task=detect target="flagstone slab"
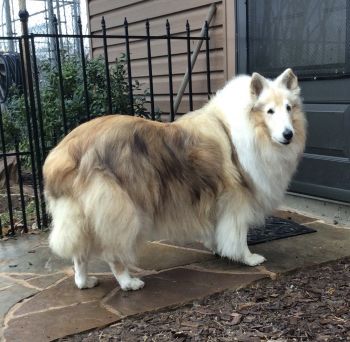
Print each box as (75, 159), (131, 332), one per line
(0, 276), (16, 290)
(86, 241), (217, 274)
(157, 240), (211, 253)
(106, 268), (266, 316)
(0, 235), (218, 277)
(0, 234), (46, 261)
(0, 243), (71, 274)
(4, 301), (120, 342)
(0, 284), (38, 324)
(27, 273), (67, 289)
(186, 258), (268, 275)
(13, 275), (116, 317)
(305, 221), (350, 231)
(135, 241), (215, 271)
(274, 209), (318, 224)
(7, 274), (36, 280)
(251, 222), (350, 274)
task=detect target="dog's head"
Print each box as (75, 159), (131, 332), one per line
(250, 68), (304, 146)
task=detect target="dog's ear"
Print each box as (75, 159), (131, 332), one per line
(250, 72), (267, 98)
(276, 68), (299, 93)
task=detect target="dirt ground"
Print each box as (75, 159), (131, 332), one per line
(0, 184), (38, 237)
(61, 258), (350, 342)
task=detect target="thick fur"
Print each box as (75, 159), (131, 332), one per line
(43, 69), (306, 290)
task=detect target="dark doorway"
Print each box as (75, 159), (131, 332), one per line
(236, 0), (350, 203)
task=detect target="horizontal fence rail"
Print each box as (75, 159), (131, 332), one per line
(0, 12), (213, 237)
(2, 34), (210, 40)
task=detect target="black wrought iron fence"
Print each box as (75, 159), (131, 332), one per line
(0, 11), (212, 237)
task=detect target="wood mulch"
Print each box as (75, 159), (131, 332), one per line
(62, 258), (350, 342)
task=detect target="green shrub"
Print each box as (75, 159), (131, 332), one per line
(3, 53), (155, 154)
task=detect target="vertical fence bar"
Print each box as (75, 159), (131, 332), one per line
(166, 20), (174, 122)
(15, 140), (28, 232)
(78, 16), (90, 121)
(18, 37), (42, 230)
(0, 107), (15, 235)
(186, 20), (193, 111)
(19, 11), (46, 229)
(205, 20), (211, 99)
(0, 218), (2, 238)
(101, 17), (113, 114)
(20, 12), (47, 228)
(124, 18), (134, 115)
(53, 15), (68, 135)
(30, 34), (46, 158)
(53, 130), (58, 147)
(146, 19), (155, 120)
(245, 0), (250, 74)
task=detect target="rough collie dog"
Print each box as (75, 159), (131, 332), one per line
(43, 68), (306, 291)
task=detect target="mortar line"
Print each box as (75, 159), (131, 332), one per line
(151, 240), (213, 255)
(0, 274), (42, 291)
(6, 300), (98, 320)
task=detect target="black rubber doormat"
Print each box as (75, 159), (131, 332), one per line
(248, 216), (317, 245)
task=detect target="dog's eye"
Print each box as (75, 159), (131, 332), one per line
(267, 108), (274, 114)
(286, 104), (291, 111)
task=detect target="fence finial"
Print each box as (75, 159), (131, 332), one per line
(205, 20), (209, 33)
(18, 7), (29, 22)
(52, 14), (58, 32)
(78, 16), (83, 36)
(166, 19), (170, 35)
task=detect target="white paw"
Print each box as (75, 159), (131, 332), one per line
(243, 253), (266, 266)
(75, 276), (99, 289)
(120, 277), (145, 291)
(85, 276), (99, 288)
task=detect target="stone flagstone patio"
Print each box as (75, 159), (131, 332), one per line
(0, 210), (350, 341)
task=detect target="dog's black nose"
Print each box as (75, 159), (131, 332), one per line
(283, 129), (293, 141)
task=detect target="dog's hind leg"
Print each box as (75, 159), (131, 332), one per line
(73, 255), (99, 289)
(108, 261), (144, 291)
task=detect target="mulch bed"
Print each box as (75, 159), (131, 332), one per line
(0, 184), (37, 238)
(61, 258), (350, 342)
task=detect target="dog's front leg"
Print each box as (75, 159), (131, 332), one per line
(215, 209), (266, 266)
